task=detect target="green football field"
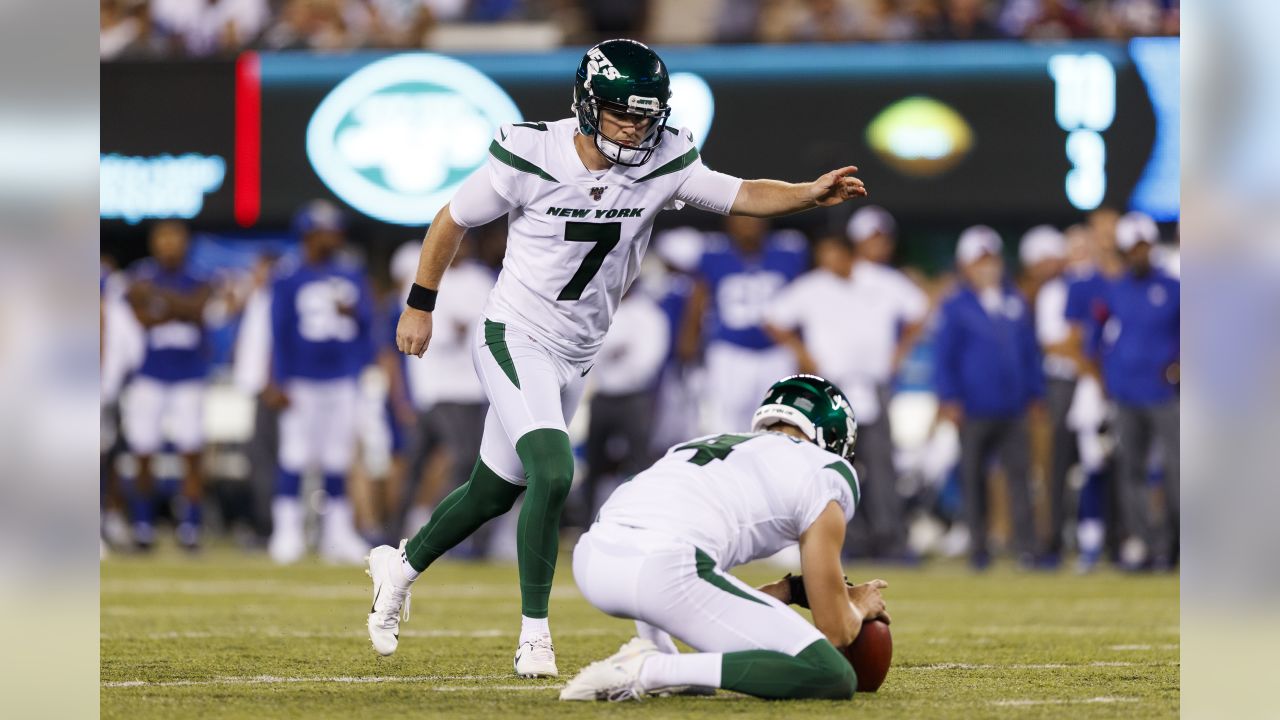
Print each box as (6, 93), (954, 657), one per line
(101, 548), (1179, 719)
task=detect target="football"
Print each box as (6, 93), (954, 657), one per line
(844, 619), (893, 692)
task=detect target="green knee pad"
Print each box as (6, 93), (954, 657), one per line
(514, 428), (574, 619)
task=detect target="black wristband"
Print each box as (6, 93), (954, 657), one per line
(785, 573), (809, 609)
(407, 283), (438, 312)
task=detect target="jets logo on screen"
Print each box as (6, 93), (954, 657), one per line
(306, 54), (522, 226)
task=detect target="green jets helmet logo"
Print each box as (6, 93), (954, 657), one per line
(306, 54), (522, 226)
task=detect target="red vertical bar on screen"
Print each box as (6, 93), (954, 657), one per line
(234, 51), (261, 227)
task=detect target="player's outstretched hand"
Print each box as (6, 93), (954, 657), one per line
(848, 579), (890, 624)
(809, 166), (868, 207)
(397, 308), (433, 357)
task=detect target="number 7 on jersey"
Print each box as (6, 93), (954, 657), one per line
(556, 221), (621, 301)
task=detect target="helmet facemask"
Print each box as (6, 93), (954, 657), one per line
(575, 93), (670, 167)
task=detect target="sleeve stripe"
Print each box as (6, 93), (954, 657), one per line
(488, 140), (558, 183)
(825, 460), (860, 507)
(635, 147), (699, 183)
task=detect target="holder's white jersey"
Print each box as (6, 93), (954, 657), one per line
(596, 431), (860, 569)
(449, 118), (742, 363)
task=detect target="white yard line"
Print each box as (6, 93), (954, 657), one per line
(966, 625), (1180, 636)
(101, 627), (614, 640)
(432, 685), (562, 693)
(100, 580), (581, 599)
(905, 661), (1178, 671)
(1108, 643), (1179, 651)
(102, 676), (514, 686)
(990, 696), (1139, 707)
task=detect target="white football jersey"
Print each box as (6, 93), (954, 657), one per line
(597, 431), (860, 569)
(452, 118), (741, 363)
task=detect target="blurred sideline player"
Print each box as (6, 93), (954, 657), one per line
(766, 228), (928, 561)
(369, 276), (418, 545)
(264, 201), (375, 564)
(1101, 212), (1180, 569)
(1052, 225), (1113, 570)
(1018, 225), (1077, 565)
(120, 221), (211, 550)
(370, 38), (869, 677)
(389, 239), (494, 542)
(1064, 212), (1126, 566)
(646, 227), (704, 454)
(846, 204), (897, 266)
(934, 226), (1044, 569)
(678, 215), (808, 431)
(561, 375), (889, 702)
(101, 255), (145, 550)
(575, 286), (669, 529)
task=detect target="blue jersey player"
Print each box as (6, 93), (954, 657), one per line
(264, 201), (376, 565)
(121, 221), (211, 550)
(678, 215), (808, 431)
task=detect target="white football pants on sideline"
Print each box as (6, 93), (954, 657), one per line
(705, 342), (796, 433)
(121, 376), (204, 455)
(278, 377), (358, 475)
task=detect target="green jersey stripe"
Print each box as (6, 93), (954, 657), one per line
(635, 147), (699, 183)
(488, 141), (557, 183)
(513, 121), (548, 131)
(483, 320), (521, 389)
(825, 460), (860, 507)
(695, 548), (769, 606)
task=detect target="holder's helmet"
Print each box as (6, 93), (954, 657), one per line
(751, 375), (860, 461)
(572, 39), (672, 167)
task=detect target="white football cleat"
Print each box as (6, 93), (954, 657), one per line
(366, 540), (412, 656)
(268, 497), (306, 565)
(514, 633), (559, 678)
(559, 637), (658, 701)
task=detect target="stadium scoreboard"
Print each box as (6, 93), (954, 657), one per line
(101, 40), (1178, 230)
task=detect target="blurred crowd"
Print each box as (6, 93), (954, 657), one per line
(100, 199), (1179, 572)
(101, 0), (1180, 59)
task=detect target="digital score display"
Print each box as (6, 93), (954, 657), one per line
(100, 41), (1178, 231)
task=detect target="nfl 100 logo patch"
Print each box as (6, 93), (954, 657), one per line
(589, 186), (607, 201)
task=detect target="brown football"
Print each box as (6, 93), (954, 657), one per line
(843, 619), (892, 692)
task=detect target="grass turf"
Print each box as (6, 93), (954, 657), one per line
(101, 547), (1178, 719)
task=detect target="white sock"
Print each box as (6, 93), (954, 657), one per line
(520, 615), (550, 644)
(638, 652), (722, 692)
(398, 547), (420, 584)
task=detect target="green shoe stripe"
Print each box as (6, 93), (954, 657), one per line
(695, 548), (769, 606)
(488, 141), (557, 183)
(483, 320), (521, 389)
(635, 147), (699, 183)
(825, 460), (860, 507)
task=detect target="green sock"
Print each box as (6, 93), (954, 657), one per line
(513, 428), (574, 619)
(720, 639), (857, 700)
(404, 458), (523, 572)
